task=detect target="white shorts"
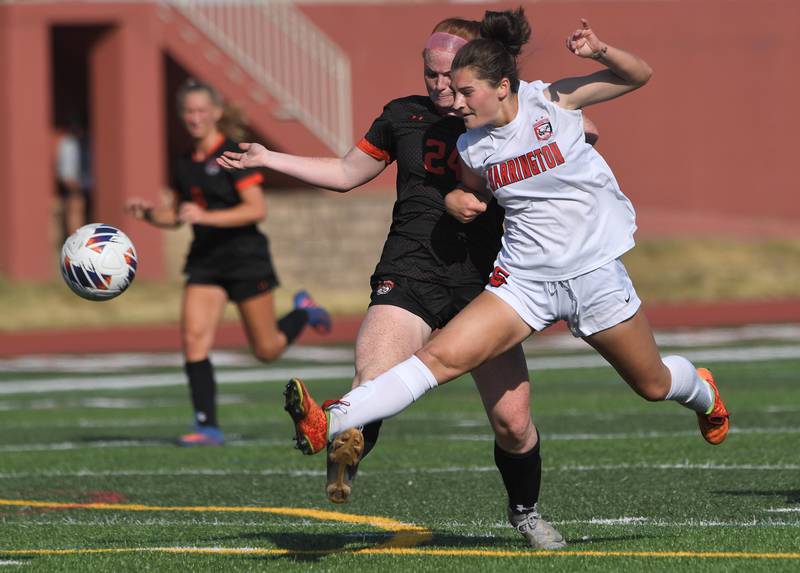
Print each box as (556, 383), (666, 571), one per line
(485, 258), (641, 337)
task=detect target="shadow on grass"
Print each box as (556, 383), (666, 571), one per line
(209, 529), (655, 563)
(75, 435), (178, 446)
(564, 533), (654, 546)
(714, 489), (800, 504)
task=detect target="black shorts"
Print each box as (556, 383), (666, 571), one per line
(368, 275), (484, 330)
(186, 273), (280, 303)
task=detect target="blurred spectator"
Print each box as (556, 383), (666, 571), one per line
(54, 115), (92, 237)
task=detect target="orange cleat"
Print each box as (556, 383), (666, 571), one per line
(696, 368), (730, 445)
(284, 378), (329, 455)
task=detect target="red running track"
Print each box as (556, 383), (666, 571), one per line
(1, 299), (799, 357)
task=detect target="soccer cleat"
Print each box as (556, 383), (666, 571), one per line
(177, 425), (225, 447)
(696, 367), (730, 445)
(508, 505), (567, 550)
(283, 378), (328, 455)
(293, 290), (332, 334)
(325, 428), (365, 504)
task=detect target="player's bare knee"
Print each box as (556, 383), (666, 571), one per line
(417, 345), (461, 380)
(252, 340), (284, 362)
(493, 417), (533, 452)
(635, 375), (670, 401)
(182, 331), (211, 360)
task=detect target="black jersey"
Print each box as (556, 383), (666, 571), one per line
(358, 96), (504, 287)
(171, 136), (270, 279)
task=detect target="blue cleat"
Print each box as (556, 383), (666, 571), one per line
(293, 290), (332, 334)
(177, 425), (225, 447)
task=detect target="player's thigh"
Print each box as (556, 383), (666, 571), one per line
(236, 290), (286, 359)
(354, 304), (432, 386)
(181, 284), (228, 356)
(419, 291), (533, 382)
(583, 309), (670, 398)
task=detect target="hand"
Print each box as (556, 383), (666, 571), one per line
(566, 18), (606, 59)
(444, 188), (488, 224)
(125, 198), (154, 220)
(217, 142), (270, 170)
(178, 202), (207, 225)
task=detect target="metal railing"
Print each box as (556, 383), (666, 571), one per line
(166, 0), (352, 155)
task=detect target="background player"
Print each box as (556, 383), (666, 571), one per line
(126, 79), (331, 447)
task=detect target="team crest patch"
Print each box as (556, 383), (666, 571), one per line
(489, 266), (509, 288)
(205, 160), (221, 176)
(534, 118), (553, 141)
(375, 280), (395, 295)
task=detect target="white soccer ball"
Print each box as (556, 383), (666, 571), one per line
(60, 223), (138, 301)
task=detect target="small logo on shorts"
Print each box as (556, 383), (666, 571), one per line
(375, 280), (395, 295)
(489, 266), (509, 288)
(533, 117), (553, 141)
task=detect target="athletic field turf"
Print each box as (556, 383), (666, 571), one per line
(1, 326), (798, 571)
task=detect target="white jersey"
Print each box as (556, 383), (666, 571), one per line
(457, 80), (636, 281)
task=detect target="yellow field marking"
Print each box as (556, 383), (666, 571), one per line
(1, 499), (798, 561)
(0, 498), (431, 551)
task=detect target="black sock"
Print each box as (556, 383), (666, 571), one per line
(494, 433), (542, 514)
(277, 309), (309, 345)
(360, 421), (383, 461)
(185, 358), (217, 428)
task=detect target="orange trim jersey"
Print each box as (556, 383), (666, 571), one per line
(360, 96), (503, 287)
(171, 137), (272, 279)
(356, 138), (392, 163)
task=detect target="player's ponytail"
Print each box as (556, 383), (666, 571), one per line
(452, 7), (531, 92)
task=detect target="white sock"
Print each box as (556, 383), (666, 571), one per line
(663, 355), (714, 414)
(327, 355), (438, 438)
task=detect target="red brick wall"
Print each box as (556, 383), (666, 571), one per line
(300, 0), (800, 224)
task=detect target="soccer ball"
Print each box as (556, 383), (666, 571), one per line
(60, 223), (138, 301)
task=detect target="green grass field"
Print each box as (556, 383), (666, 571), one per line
(0, 335), (799, 571)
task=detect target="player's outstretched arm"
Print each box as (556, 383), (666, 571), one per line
(125, 196), (180, 229)
(547, 18), (652, 110)
(217, 142), (386, 193)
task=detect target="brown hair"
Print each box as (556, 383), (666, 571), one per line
(451, 7), (532, 92)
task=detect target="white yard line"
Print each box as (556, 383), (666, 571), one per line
(0, 462), (797, 478)
(0, 346), (356, 372)
(450, 426), (800, 442)
(1, 426), (797, 453)
(0, 365), (356, 395)
(5, 324), (800, 373)
(2, 344), (800, 395)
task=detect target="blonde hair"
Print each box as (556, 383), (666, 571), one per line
(176, 79), (247, 141)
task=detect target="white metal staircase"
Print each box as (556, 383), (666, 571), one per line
(166, 0), (352, 155)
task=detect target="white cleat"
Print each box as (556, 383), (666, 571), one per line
(508, 505), (567, 549)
